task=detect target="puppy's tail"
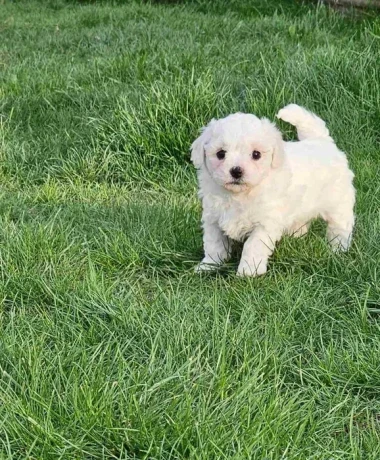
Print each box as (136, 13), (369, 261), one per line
(276, 104), (332, 141)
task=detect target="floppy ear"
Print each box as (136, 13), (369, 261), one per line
(271, 129), (285, 168)
(190, 119), (216, 169)
(261, 118), (285, 169)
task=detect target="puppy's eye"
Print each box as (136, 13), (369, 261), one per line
(216, 150), (226, 160)
(252, 150), (261, 160)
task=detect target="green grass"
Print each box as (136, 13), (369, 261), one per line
(0, 0), (380, 458)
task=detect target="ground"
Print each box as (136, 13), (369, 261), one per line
(0, 0), (380, 458)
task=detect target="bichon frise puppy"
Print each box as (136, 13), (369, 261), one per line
(191, 104), (355, 277)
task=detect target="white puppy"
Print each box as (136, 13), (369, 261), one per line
(191, 104), (355, 277)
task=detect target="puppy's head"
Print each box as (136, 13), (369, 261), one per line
(191, 113), (284, 193)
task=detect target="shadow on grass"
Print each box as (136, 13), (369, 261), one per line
(56, 0), (315, 15)
(59, 0), (379, 21)
(0, 191), (202, 275)
(142, 0), (315, 16)
(0, 188), (373, 288)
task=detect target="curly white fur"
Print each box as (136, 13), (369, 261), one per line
(191, 104), (355, 277)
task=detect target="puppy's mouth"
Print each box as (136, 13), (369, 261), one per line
(224, 181), (249, 192)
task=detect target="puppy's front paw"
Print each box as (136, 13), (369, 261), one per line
(237, 260), (267, 277)
(195, 261), (219, 273)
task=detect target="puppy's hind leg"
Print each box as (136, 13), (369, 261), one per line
(325, 206), (355, 252)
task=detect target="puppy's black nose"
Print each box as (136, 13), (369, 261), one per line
(230, 166), (243, 179)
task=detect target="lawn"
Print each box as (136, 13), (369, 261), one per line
(0, 0), (380, 458)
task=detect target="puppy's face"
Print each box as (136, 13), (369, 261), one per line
(191, 113), (284, 193)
